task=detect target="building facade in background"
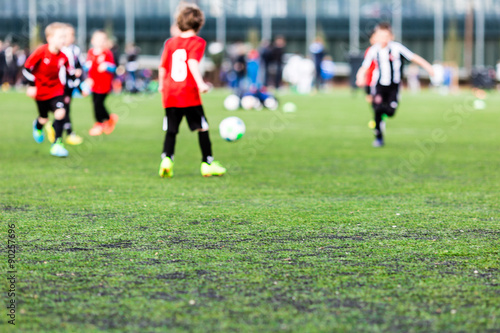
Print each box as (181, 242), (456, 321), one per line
(0, 0), (499, 66)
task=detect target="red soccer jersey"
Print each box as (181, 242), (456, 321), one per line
(160, 36), (206, 108)
(364, 47), (377, 86)
(86, 48), (115, 94)
(24, 44), (70, 101)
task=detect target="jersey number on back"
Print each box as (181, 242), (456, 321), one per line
(171, 49), (188, 82)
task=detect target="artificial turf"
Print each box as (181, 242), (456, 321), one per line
(1, 88), (499, 332)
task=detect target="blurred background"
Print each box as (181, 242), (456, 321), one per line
(0, 0), (499, 93)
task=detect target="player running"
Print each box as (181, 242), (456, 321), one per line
(356, 23), (434, 147)
(59, 23), (84, 145)
(23, 22), (75, 157)
(84, 30), (119, 136)
(158, 3), (226, 178)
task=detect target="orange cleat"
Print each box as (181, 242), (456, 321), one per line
(89, 122), (104, 136)
(103, 114), (119, 135)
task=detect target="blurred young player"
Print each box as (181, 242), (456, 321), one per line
(364, 31), (379, 103)
(158, 3), (226, 178)
(356, 23), (434, 147)
(60, 23), (84, 145)
(85, 30), (118, 136)
(23, 22), (75, 157)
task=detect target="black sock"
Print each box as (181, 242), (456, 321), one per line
(162, 131), (177, 160)
(53, 119), (64, 142)
(64, 122), (73, 135)
(374, 110), (384, 140)
(198, 131), (213, 163)
(35, 119), (43, 130)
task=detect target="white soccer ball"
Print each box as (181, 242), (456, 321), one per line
(264, 97), (279, 110)
(219, 117), (246, 142)
(224, 94), (240, 111)
(283, 102), (297, 113)
(473, 99), (486, 110)
(241, 95), (258, 110)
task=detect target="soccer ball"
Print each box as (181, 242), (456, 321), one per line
(219, 117), (246, 142)
(264, 97), (279, 110)
(241, 95), (258, 110)
(473, 99), (486, 110)
(224, 94), (240, 111)
(283, 102), (297, 113)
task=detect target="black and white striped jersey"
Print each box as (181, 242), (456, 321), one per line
(362, 42), (415, 86)
(61, 44), (83, 88)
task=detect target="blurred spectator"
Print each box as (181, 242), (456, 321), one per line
(309, 37), (325, 90)
(232, 42), (247, 97)
(320, 56), (336, 84)
(259, 40), (272, 87)
(0, 40), (5, 85)
(247, 49), (260, 88)
(4, 44), (19, 86)
(272, 36), (286, 89)
(125, 43), (141, 93)
(109, 37), (121, 66)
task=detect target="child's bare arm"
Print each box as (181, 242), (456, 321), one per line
(356, 66), (369, 87)
(412, 54), (435, 78)
(158, 68), (166, 92)
(187, 59), (209, 93)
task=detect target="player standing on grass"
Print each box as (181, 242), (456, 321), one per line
(158, 3), (226, 178)
(356, 23), (434, 147)
(23, 22), (75, 157)
(85, 30), (119, 137)
(60, 23), (84, 145)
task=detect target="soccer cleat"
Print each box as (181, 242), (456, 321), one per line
(89, 122), (104, 136)
(201, 161), (226, 177)
(50, 139), (69, 157)
(103, 113), (119, 135)
(65, 133), (84, 145)
(159, 157), (174, 178)
(372, 139), (385, 148)
(32, 120), (44, 143)
(45, 121), (56, 143)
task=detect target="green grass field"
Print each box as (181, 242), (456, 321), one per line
(1, 89), (499, 333)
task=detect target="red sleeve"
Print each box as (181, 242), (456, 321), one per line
(24, 47), (42, 70)
(106, 50), (114, 64)
(188, 38), (206, 62)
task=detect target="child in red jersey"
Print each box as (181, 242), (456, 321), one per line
(23, 22), (75, 157)
(158, 3), (226, 178)
(85, 30), (118, 136)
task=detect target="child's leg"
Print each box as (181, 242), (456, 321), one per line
(35, 101), (49, 128)
(63, 90), (73, 135)
(92, 93), (110, 123)
(185, 106), (212, 163)
(52, 97), (67, 142)
(162, 108), (183, 160)
(372, 90), (386, 140)
(198, 130), (213, 164)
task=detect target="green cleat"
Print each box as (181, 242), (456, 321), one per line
(32, 120), (44, 143)
(159, 157), (174, 178)
(201, 161), (226, 177)
(50, 138), (69, 157)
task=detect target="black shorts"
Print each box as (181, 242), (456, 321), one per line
(373, 84), (400, 114)
(164, 105), (209, 133)
(36, 96), (66, 119)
